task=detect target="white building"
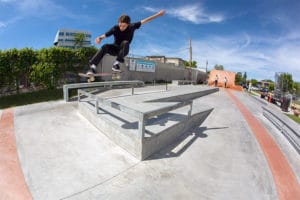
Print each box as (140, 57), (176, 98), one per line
(54, 29), (92, 48)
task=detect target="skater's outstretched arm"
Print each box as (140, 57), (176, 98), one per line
(95, 10), (165, 44)
(141, 10), (165, 25)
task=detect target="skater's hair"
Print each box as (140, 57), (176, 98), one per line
(118, 15), (131, 24)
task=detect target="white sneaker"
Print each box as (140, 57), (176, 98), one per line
(112, 62), (121, 72)
(91, 64), (96, 70)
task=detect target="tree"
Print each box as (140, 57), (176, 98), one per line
(278, 73), (294, 94)
(243, 72), (247, 83)
(214, 64), (224, 70)
(30, 62), (57, 89)
(250, 79), (258, 86)
(235, 72), (243, 85)
(268, 82), (275, 91)
(74, 33), (85, 49)
(183, 60), (197, 68)
(17, 48), (37, 89)
(294, 82), (300, 97)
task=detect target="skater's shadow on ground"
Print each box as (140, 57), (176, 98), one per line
(147, 126), (229, 160)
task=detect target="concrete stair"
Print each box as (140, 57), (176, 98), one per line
(78, 85), (218, 160)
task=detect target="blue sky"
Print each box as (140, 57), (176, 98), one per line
(1, 0), (300, 82)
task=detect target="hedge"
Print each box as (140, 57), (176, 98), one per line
(0, 47), (97, 94)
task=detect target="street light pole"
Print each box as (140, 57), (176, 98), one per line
(189, 37), (192, 67)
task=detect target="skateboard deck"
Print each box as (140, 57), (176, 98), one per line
(78, 72), (122, 82)
(78, 72), (112, 77)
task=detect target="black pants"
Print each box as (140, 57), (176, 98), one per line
(89, 40), (129, 66)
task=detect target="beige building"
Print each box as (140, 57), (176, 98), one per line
(145, 56), (185, 67)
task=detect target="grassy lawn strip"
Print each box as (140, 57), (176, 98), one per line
(285, 113), (300, 124)
(0, 89), (65, 109)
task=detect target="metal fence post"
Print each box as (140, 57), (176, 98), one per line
(188, 102), (193, 117)
(95, 99), (99, 114)
(63, 85), (68, 102)
(78, 90), (81, 102)
(132, 84), (134, 95)
(138, 114), (145, 139)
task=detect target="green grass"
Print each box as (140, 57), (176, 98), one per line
(0, 89), (68, 109)
(285, 113), (300, 124)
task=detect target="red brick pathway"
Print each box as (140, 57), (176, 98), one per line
(0, 108), (32, 200)
(226, 89), (300, 200)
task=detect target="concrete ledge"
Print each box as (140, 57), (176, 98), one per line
(78, 86), (218, 160)
(79, 101), (214, 160)
(263, 106), (300, 154)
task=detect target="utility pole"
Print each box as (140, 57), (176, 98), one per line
(189, 37), (192, 67)
(206, 60), (208, 73)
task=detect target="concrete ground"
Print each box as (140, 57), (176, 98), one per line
(1, 85), (299, 200)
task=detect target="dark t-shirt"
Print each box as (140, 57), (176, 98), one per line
(105, 21), (142, 46)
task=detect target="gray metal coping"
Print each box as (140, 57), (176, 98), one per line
(262, 106), (300, 154)
(63, 80), (144, 102)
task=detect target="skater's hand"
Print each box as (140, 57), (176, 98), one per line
(157, 10), (165, 17)
(95, 37), (102, 44)
(95, 34), (106, 44)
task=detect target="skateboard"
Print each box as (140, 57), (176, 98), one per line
(78, 72), (122, 82)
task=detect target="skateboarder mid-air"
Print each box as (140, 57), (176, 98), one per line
(86, 10), (165, 75)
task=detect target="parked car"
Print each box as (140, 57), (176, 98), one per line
(240, 83), (248, 90)
(251, 86), (259, 91)
(260, 88), (269, 99)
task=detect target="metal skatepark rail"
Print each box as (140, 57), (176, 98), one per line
(63, 80), (145, 102)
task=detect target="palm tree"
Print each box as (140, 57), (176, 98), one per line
(74, 33), (85, 49)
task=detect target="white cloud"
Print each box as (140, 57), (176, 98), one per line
(189, 34), (300, 81)
(0, 21), (6, 28)
(147, 4), (225, 24)
(144, 6), (158, 13)
(132, 32), (300, 81)
(140, 4), (299, 81)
